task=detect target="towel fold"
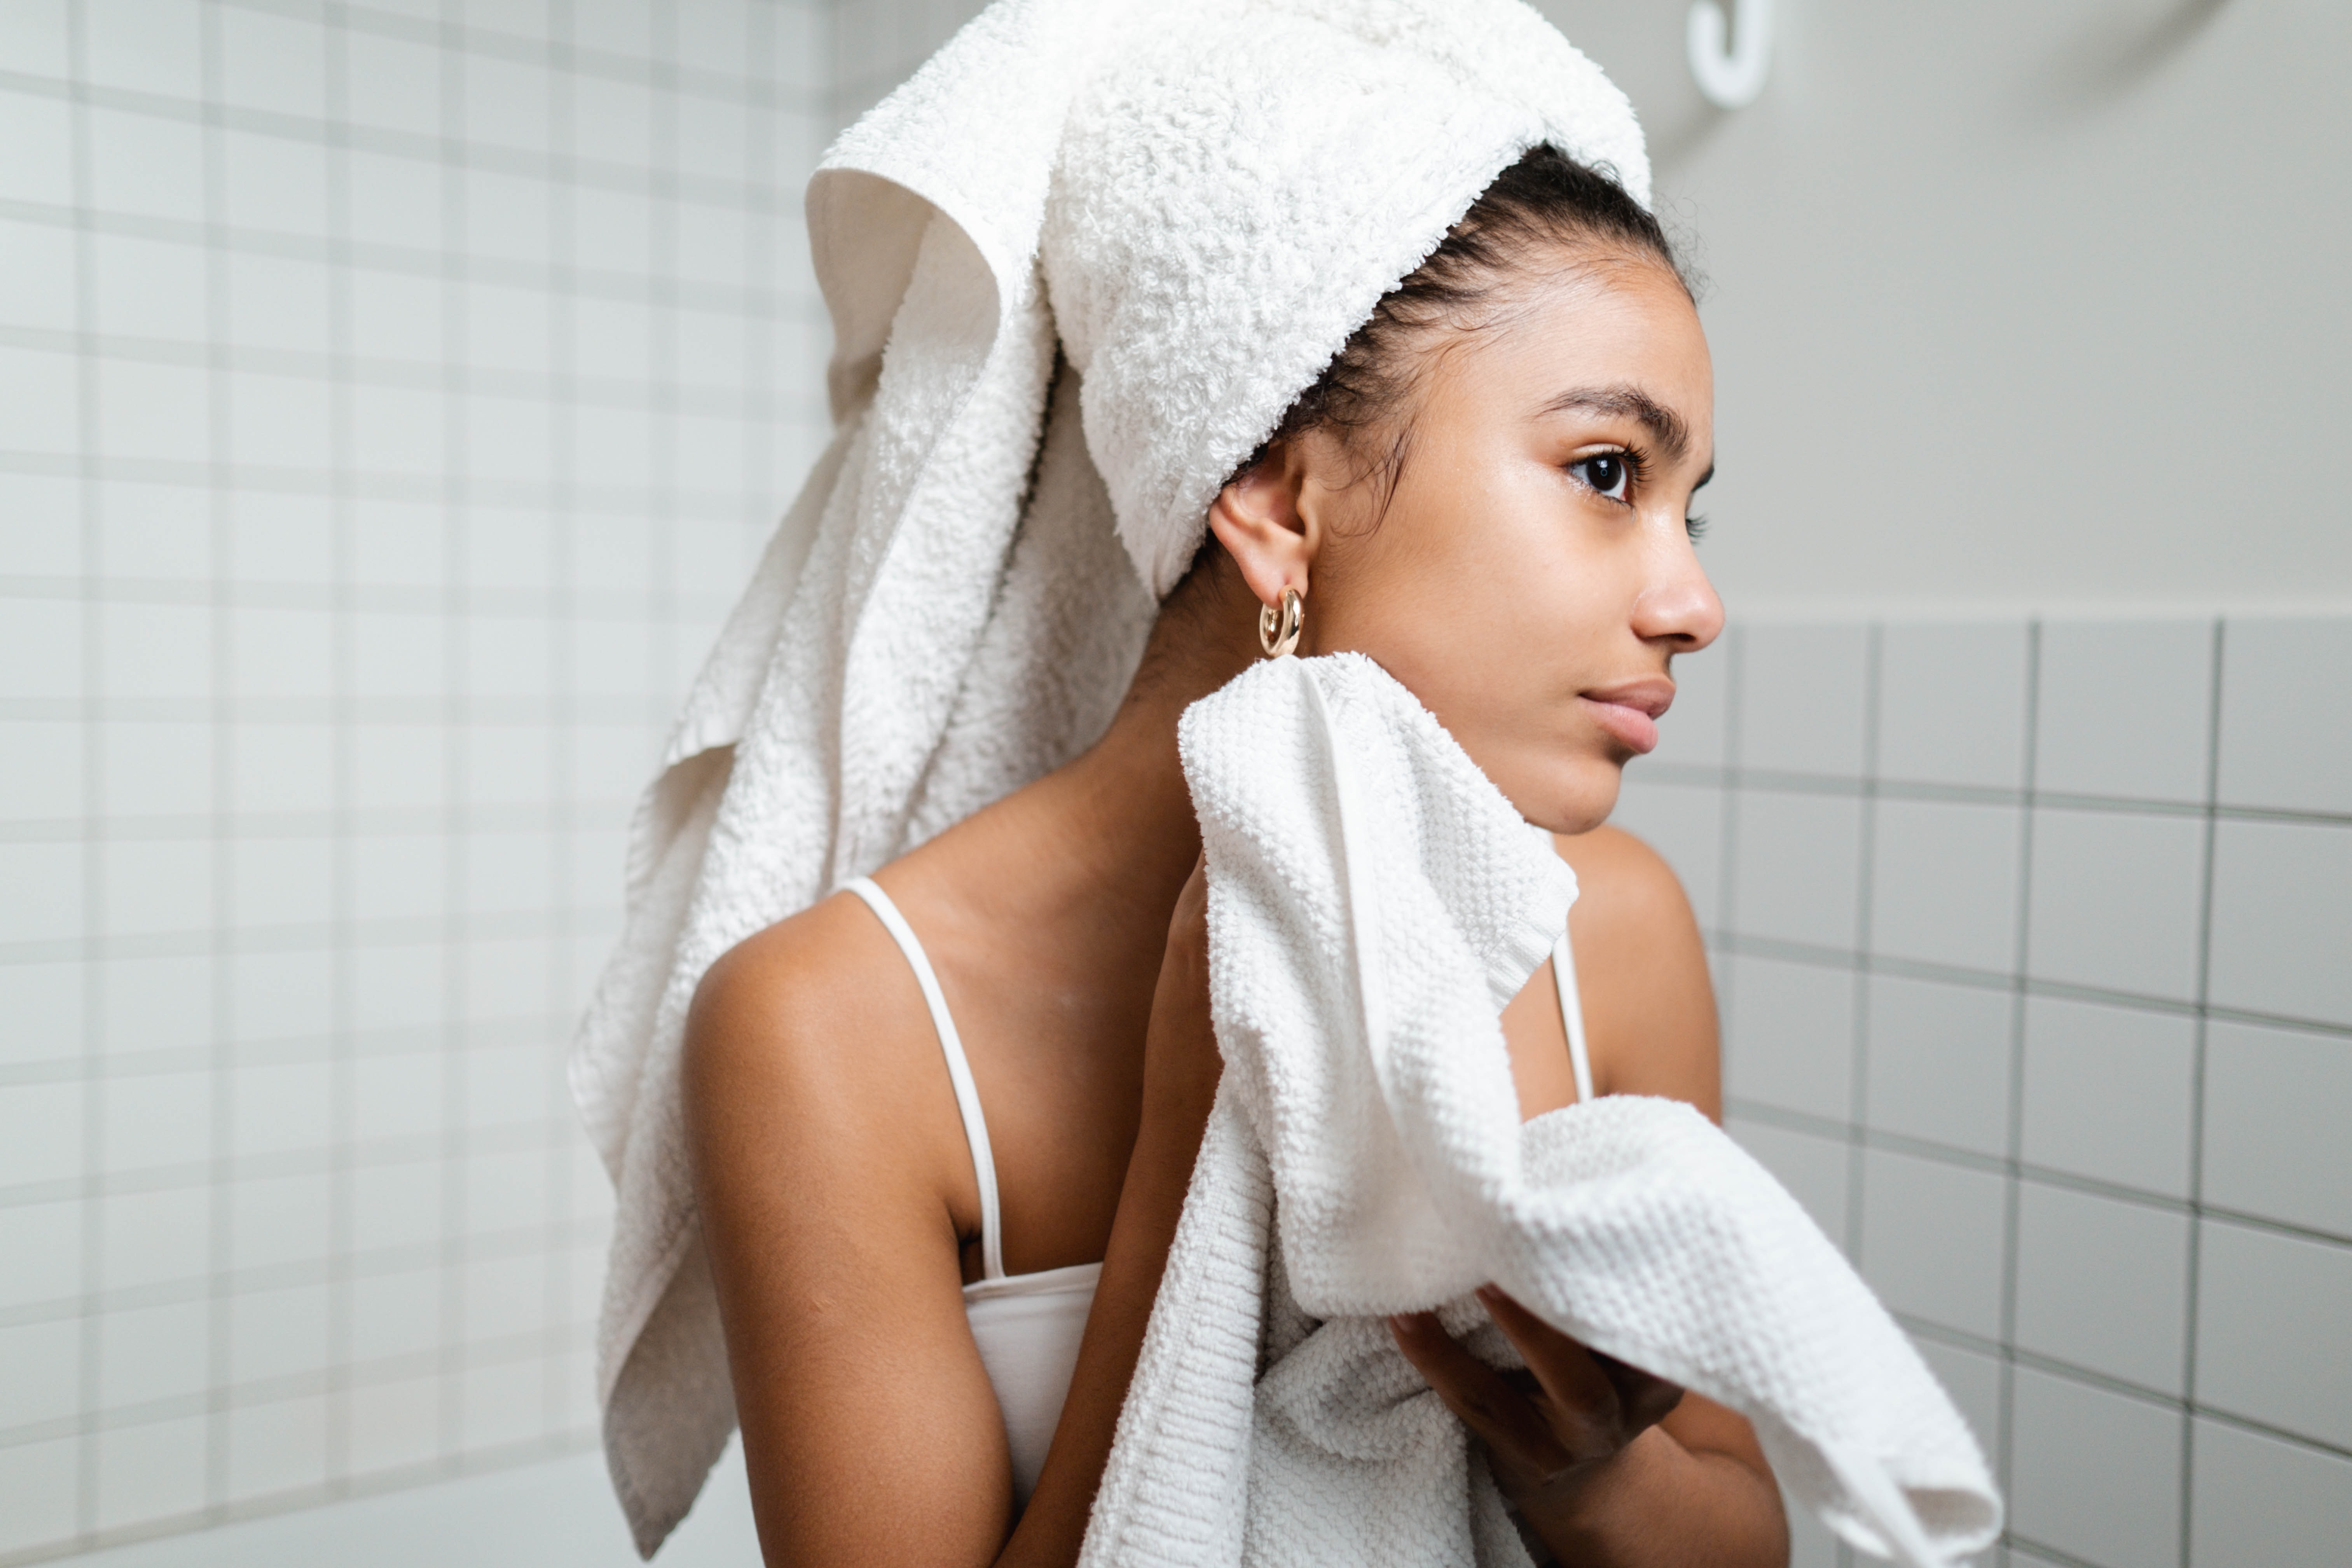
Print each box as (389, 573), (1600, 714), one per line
(1079, 653), (2002, 1568)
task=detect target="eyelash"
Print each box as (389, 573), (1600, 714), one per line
(1685, 513), (1709, 542)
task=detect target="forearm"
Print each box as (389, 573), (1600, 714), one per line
(1526, 1426), (1788, 1568)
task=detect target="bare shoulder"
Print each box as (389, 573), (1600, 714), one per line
(1550, 825), (1721, 1118)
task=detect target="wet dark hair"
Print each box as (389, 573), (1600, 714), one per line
(1246, 143), (1692, 502)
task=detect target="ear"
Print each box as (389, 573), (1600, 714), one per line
(1205, 441), (1318, 610)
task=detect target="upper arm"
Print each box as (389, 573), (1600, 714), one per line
(682, 906), (1013, 1567)
(1554, 826), (1720, 1120)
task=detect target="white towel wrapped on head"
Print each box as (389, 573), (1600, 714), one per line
(1076, 652), (2003, 1567)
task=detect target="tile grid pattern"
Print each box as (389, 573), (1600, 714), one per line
(1612, 615), (2352, 1568)
(0, 1), (832, 1560)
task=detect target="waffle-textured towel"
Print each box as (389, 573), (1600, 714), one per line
(567, 0), (1657, 1552)
(1079, 653), (2003, 1567)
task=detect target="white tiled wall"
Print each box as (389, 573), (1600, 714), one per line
(1614, 613), (2352, 1568)
(0, 1), (831, 1561)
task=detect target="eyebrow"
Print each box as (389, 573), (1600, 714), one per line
(1535, 384), (1692, 467)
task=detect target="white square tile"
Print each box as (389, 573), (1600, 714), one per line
(352, 382), (447, 475)
(466, 721), (552, 805)
(97, 1298), (210, 1409)
(223, 129), (332, 238)
(1730, 791), (1862, 951)
(94, 477), (210, 583)
(354, 1049), (445, 1144)
(2207, 819), (2352, 1029)
(230, 728), (336, 822)
(1863, 974), (2012, 1158)
(2019, 995), (2193, 1198)
(1732, 623), (1870, 777)
(0, 842), (84, 948)
(353, 497), (447, 587)
(1603, 781), (1722, 931)
(678, 95), (749, 184)
(2203, 1020), (2352, 1237)
(0, 344), (84, 455)
(0, 1199), (81, 1310)
(0, 88), (74, 207)
(572, 290), (652, 379)
(98, 837), (212, 938)
(0, 959), (82, 1070)
(3, 716), (85, 822)
(463, 54), (551, 154)
(353, 609), (446, 699)
(464, 1145), (550, 1236)
(467, 0), (552, 42)
(352, 1156), (444, 1254)
(463, 1037), (548, 1130)
(465, 281), (554, 376)
(2013, 1182), (2188, 1393)
(466, 169), (551, 265)
(2191, 1418), (2352, 1568)
(352, 941), (446, 1035)
(233, 1057), (333, 1158)
(96, 953), (213, 1056)
(571, 82), (655, 172)
(2006, 1367), (2180, 1568)
(572, 0), (653, 60)
(573, 403), (657, 490)
(2216, 616), (2352, 817)
(225, 1392), (329, 1502)
(231, 604), (336, 699)
(344, 30), (444, 138)
(1875, 621), (2029, 790)
(0, 1434), (77, 1555)
(676, 1), (752, 77)
(571, 721), (653, 804)
(4, 1), (71, 80)
(1912, 1338), (2000, 1465)
(675, 302), (749, 394)
(93, 1413), (208, 1534)
(229, 491), (334, 585)
(464, 1250), (547, 1343)
(467, 611), (554, 700)
(2025, 807), (2204, 1001)
(91, 231), (210, 344)
(1649, 639), (1727, 770)
(463, 936), (552, 1025)
(101, 1069), (213, 1172)
(2196, 1220), (2352, 1451)
(84, 2), (201, 96)
(1869, 798), (2021, 973)
(1722, 955), (1853, 1122)
(345, 1372), (443, 1476)
(0, 218), (77, 332)
(230, 1170), (332, 1271)
(230, 949), (332, 1043)
(2036, 618), (2214, 804)
(87, 108), (206, 224)
(351, 1265), (442, 1364)
(770, 1), (828, 96)
(354, 831), (448, 922)
(97, 599), (210, 698)
(0, 1317), (81, 1426)
(95, 356), (213, 465)
(99, 1184), (211, 1292)
(1858, 1148), (2004, 1338)
(346, 150), (445, 253)
(99, 718), (211, 817)
(1740, 1114), (1844, 1250)
(675, 201), (749, 288)
(219, 7), (326, 120)
(227, 251), (333, 358)
(464, 393), (555, 485)
(230, 367), (337, 471)
(351, 266), (446, 364)
(460, 1356), (546, 1449)
(229, 1281), (331, 1386)
(353, 722), (449, 812)
(0, 471), (83, 576)
(231, 835), (334, 929)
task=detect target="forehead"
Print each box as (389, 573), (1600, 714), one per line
(1440, 256), (1712, 421)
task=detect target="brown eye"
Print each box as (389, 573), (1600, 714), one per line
(1571, 452), (1631, 501)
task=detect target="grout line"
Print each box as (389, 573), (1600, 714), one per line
(2179, 617), (2227, 1566)
(1841, 625), (1882, 1272)
(1994, 617), (2041, 1537)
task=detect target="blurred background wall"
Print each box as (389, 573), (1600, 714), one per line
(2, 2), (2345, 1566)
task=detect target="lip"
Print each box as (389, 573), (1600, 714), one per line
(1578, 677), (1675, 756)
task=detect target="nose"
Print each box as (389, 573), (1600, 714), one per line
(1632, 533), (1725, 654)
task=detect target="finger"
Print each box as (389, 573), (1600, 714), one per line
(1590, 1348), (1686, 1436)
(1388, 1314), (1565, 1471)
(1474, 1287), (1620, 1427)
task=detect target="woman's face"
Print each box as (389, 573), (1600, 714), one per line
(1277, 253), (1722, 835)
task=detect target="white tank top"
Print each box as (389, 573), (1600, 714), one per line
(845, 876), (1592, 1509)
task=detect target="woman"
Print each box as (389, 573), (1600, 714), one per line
(683, 145), (1788, 1567)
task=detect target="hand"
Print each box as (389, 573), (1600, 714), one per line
(1390, 1287), (1684, 1521)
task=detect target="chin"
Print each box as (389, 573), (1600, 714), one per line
(1513, 754), (1625, 838)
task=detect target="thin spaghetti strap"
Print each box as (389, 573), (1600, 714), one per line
(1552, 927), (1595, 1106)
(844, 877), (1006, 1282)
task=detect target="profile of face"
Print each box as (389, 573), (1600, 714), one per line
(1209, 248), (1723, 836)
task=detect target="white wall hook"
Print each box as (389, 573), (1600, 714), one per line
(1688, 0), (1774, 109)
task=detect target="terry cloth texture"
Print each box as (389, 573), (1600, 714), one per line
(570, 0), (1657, 1553)
(1081, 653), (2004, 1568)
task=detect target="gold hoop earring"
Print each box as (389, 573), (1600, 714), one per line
(1258, 587), (1304, 659)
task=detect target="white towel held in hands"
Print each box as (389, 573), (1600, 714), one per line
(1078, 653), (2000, 1567)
